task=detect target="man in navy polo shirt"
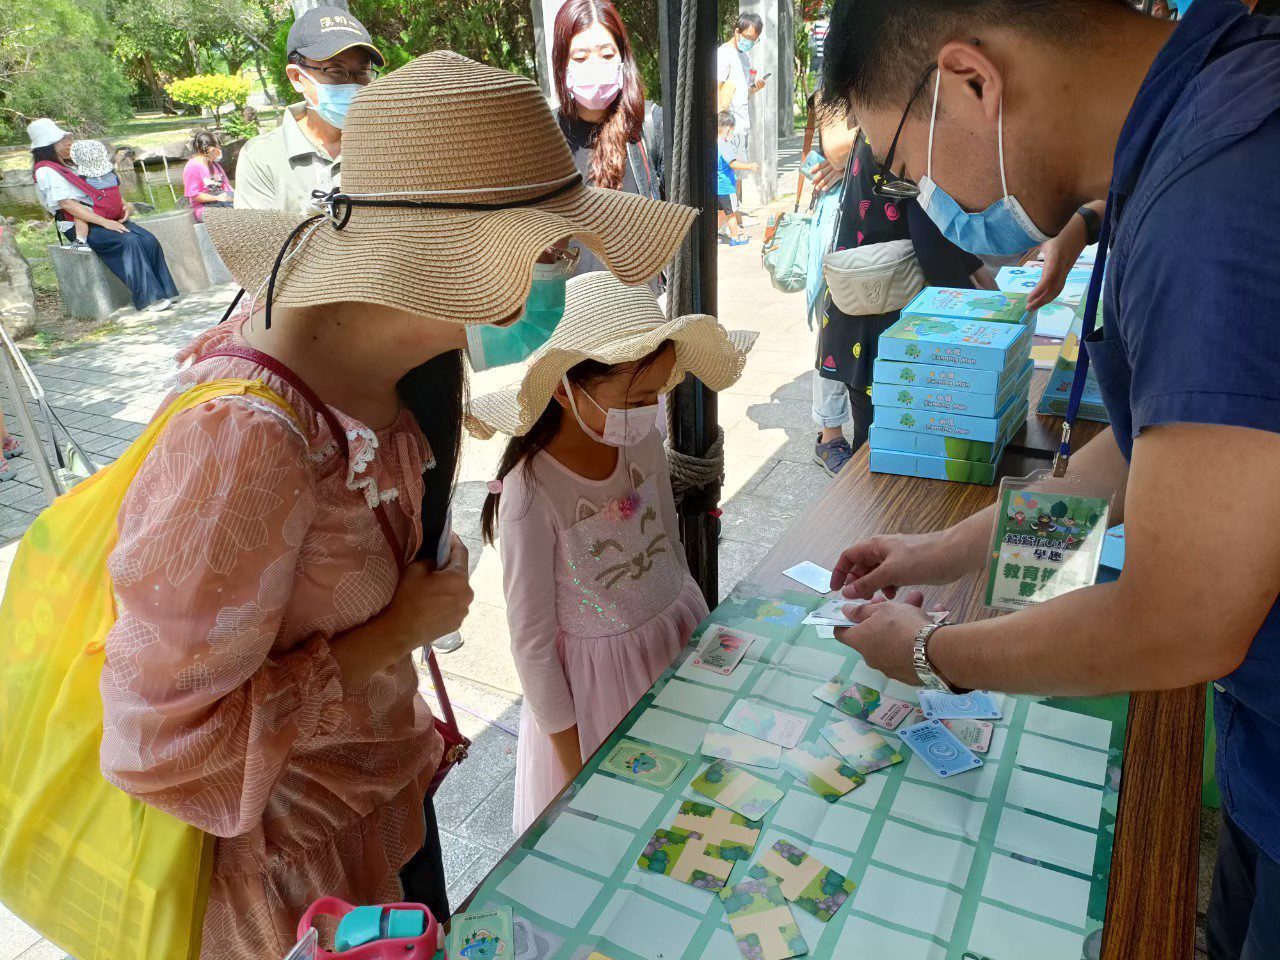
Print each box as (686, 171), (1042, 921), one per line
(820, 0), (1280, 955)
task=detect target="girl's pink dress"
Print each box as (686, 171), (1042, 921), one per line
(499, 432), (709, 833)
(98, 320), (444, 960)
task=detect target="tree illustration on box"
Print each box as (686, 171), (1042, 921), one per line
(905, 344), (921, 358)
(897, 390), (913, 405)
(900, 413), (916, 428)
(900, 366), (916, 381)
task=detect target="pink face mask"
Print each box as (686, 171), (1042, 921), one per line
(566, 56), (623, 111)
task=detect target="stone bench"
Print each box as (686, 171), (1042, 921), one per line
(48, 210), (213, 321)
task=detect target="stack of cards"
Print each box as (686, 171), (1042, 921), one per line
(702, 725), (782, 769)
(802, 597), (864, 628)
(814, 679), (914, 730)
(898, 719), (983, 778)
(720, 877), (807, 960)
(747, 840), (856, 922)
(820, 717), (903, 774)
(941, 718), (994, 753)
(723, 700), (809, 749)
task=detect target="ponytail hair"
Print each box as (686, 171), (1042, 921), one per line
(481, 341), (672, 545)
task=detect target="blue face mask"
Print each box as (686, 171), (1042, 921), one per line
(916, 72), (1049, 257)
(736, 36), (756, 52)
(308, 81), (361, 130)
(465, 253), (577, 372)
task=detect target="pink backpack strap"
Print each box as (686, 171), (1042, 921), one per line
(202, 345), (464, 736)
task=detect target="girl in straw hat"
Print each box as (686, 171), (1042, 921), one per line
(96, 52), (694, 957)
(470, 273), (756, 833)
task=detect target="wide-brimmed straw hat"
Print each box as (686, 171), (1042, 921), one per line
(466, 272), (757, 439)
(205, 51), (697, 324)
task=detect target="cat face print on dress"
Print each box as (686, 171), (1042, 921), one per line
(578, 464), (669, 589)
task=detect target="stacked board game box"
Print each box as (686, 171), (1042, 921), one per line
(1037, 287), (1111, 422)
(870, 287), (1033, 484)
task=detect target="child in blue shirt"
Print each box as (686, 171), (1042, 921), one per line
(717, 111), (758, 247)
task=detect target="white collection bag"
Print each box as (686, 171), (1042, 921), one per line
(823, 238), (925, 316)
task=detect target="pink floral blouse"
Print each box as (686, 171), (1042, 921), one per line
(98, 320), (445, 959)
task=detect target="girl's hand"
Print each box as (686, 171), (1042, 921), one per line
(1026, 210), (1089, 309)
(332, 537), (473, 688)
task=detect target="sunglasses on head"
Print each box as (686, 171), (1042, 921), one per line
(873, 63), (937, 200)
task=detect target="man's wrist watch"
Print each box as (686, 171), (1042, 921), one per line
(912, 621), (967, 694)
(1077, 204), (1102, 245)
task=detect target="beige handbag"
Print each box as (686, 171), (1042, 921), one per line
(822, 238), (926, 316)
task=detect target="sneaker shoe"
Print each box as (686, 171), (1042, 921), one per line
(147, 298), (174, 313)
(2, 436), (23, 459)
(814, 434), (854, 477)
(432, 632), (465, 654)
(729, 235), (751, 247)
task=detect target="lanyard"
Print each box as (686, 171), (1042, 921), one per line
(1051, 193), (1114, 477)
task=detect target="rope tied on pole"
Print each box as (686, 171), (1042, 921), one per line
(666, 427), (724, 507)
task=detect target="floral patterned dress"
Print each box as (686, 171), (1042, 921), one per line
(97, 320), (445, 959)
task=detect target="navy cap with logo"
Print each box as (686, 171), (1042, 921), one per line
(287, 5), (385, 67)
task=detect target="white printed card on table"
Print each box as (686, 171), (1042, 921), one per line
(723, 700), (809, 749)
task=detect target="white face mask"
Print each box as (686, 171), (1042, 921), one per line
(563, 376), (659, 447)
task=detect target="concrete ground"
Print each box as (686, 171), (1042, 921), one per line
(0, 137), (1218, 957)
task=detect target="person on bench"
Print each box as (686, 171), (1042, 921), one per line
(29, 118), (179, 314)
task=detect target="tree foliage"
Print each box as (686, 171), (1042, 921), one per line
(166, 74), (252, 126)
(0, 0), (130, 137)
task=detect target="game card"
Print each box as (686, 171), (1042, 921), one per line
(692, 625), (761, 676)
(446, 906), (514, 960)
(600, 739), (687, 788)
(823, 681), (913, 730)
(748, 840), (856, 922)
(720, 877), (808, 960)
(918, 690), (1003, 721)
(782, 561), (835, 594)
(723, 700), (809, 749)
(702, 724), (782, 769)
(819, 717), (903, 775)
(673, 800), (761, 859)
(802, 597), (864, 627)
(898, 719), (983, 778)
(637, 828), (733, 890)
(942, 718), (994, 754)
(780, 738), (866, 802)
(691, 760), (785, 821)
(812, 676), (846, 706)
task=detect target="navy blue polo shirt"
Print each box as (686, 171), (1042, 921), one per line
(1087, 0), (1280, 859)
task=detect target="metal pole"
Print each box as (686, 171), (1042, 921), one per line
(139, 159), (158, 210)
(0, 341), (59, 504)
(667, 0), (721, 608)
(160, 154), (179, 207)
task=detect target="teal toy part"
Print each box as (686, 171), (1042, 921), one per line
(334, 906), (425, 951)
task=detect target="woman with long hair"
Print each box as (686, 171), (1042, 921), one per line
(94, 53), (694, 958)
(552, 0), (664, 275)
(182, 130), (234, 222)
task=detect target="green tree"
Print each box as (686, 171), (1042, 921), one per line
(0, 0), (130, 137)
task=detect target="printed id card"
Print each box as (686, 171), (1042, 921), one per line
(985, 470), (1113, 611)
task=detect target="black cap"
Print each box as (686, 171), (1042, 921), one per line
(287, 5), (384, 67)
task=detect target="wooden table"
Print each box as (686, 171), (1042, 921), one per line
(458, 372), (1203, 959)
(748, 373), (1204, 960)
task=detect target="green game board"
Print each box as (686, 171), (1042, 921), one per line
(450, 587), (1128, 960)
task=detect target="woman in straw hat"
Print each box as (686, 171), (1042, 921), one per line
(96, 52), (694, 957)
(470, 272), (755, 833)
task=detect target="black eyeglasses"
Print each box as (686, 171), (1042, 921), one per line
(873, 63), (937, 200)
(295, 58), (379, 85)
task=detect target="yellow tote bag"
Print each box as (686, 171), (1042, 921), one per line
(0, 379), (299, 960)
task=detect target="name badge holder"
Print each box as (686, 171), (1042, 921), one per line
(984, 198), (1117, 612)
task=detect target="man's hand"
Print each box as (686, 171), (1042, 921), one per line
(831, 530), (969, 599)
(834, 591), (931, 685)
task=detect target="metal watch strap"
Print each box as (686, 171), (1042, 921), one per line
(912, 620), (960, 694)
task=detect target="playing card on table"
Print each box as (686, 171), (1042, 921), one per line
(702, 724), (782, 769)
(723, 699), (809, 749)
(819, 717), (903, 774)
(673, 800), (761, 859)
(692, 624), (761, 676)
(941, 718), (994, 753)
(802, 597), (864, 627)
(918, 690), (1003, 721)
(825, 681), (914, 730)
(780, 738), (866, 802)
(812, 675), (846, 706)
(691, 760), (785, 821)
(446, 906), (513, 960)
(637, 828), (733, 890)
(720, 877), (807, 960)
(748, 840), (856, 922)
(600, 738), (687, 788)
(898, 719), (983, 778)
(781, 561), (835, 594)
